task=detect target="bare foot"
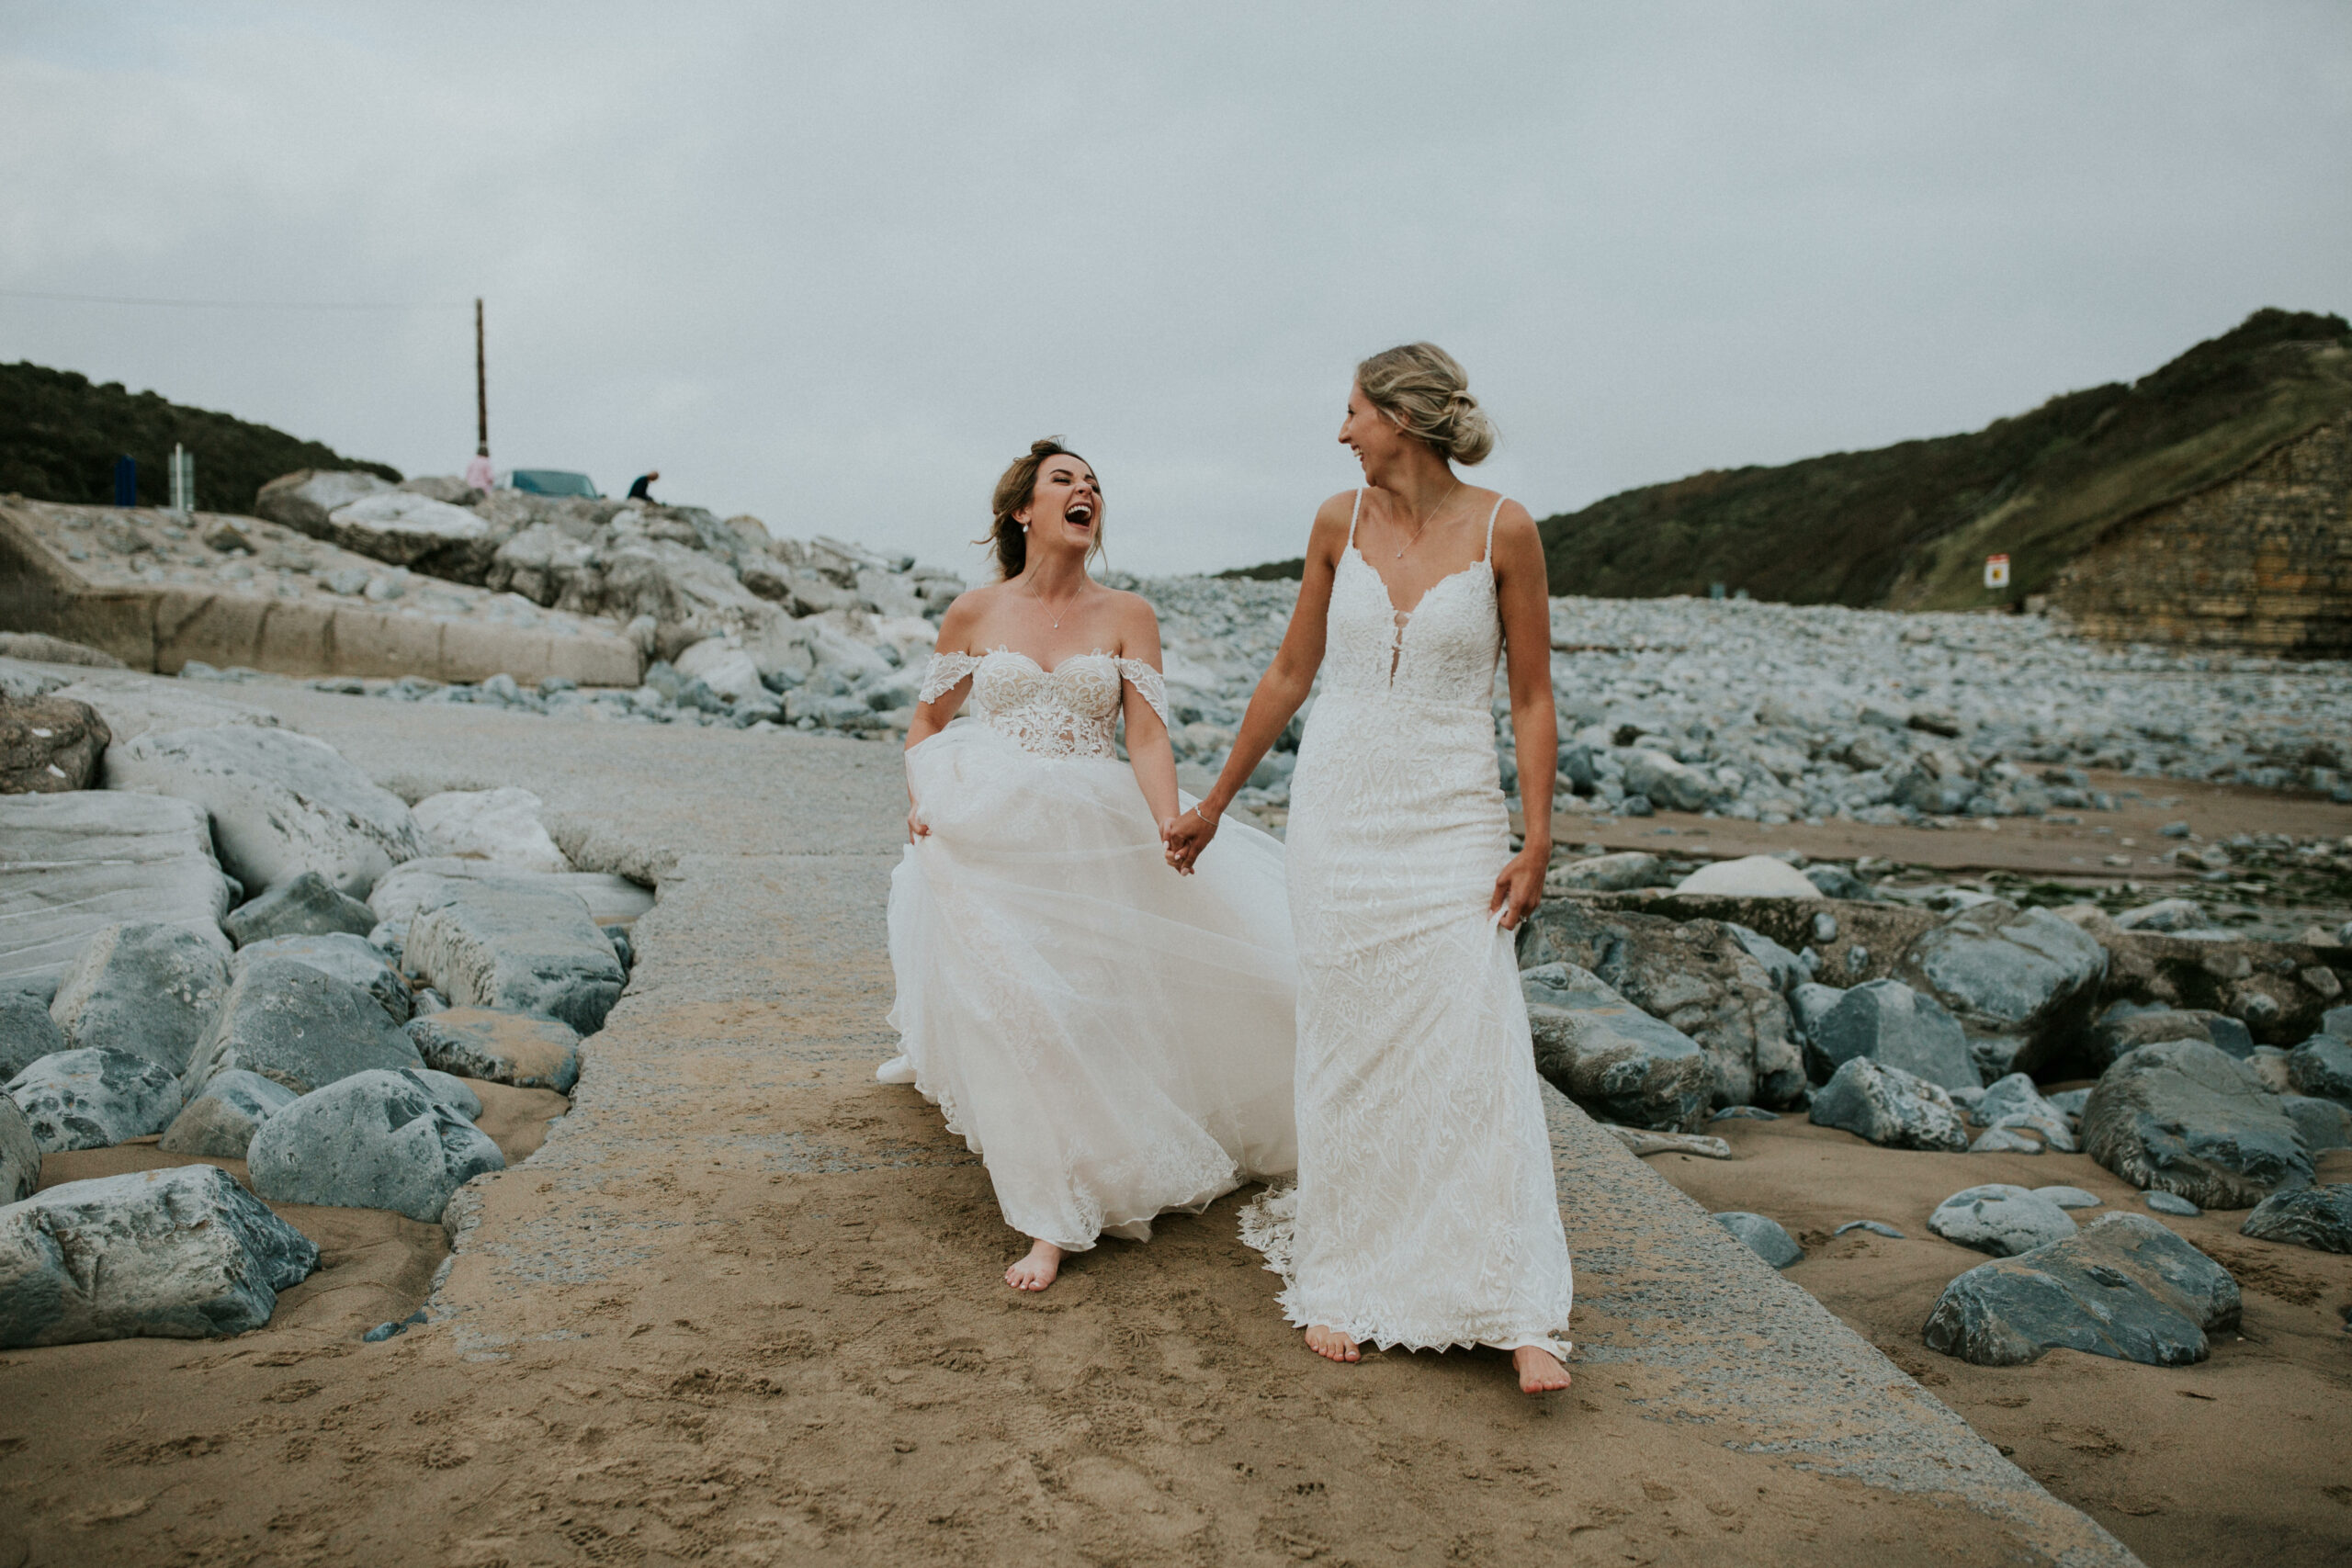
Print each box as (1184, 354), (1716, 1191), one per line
(1514, 1345), (1571, 1393)
(1005, 1239), (1062, 1292)
(1304, 1325), (1360, 1364)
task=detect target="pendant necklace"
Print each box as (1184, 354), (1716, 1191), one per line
(1032, 579), (1083, 629)
(1396, 480), (1464, 558)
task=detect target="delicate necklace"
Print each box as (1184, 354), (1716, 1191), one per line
(1395, 479), (1463, 559)
(1029, 577), (1084, 629)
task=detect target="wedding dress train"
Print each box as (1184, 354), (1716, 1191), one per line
(886, 649), (1297, 1252)
(1241, 494), (1574, 1359)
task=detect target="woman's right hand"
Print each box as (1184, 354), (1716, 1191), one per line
(907, 800), (929, 842)
(1162, 804), (1219, 874)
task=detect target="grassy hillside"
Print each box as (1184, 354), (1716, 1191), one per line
(1535, 309), (2352, 608)
(0, 362), (400, 513)
(1217, 310), (2352, 604)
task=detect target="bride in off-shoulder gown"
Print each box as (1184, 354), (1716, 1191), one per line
(881, 440), (1295, 1292)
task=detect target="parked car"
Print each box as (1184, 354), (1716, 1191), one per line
(499, 468), (601, 499)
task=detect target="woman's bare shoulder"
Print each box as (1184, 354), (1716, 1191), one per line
(933, 585), (1000, 648)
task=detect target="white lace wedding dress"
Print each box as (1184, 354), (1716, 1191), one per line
(1241, 495), (1575, 1360)
(885, 649), (1297, 1252)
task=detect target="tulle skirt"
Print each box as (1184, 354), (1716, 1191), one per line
(885, 722), (1297, 1251)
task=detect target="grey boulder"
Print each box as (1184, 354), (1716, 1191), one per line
(1895, 901), (2107, 1078)
(405, 884), (625, 1035)
(405, 1006), (582, 1093)
(1545, 851), (1661, 894)
(401, 1066), (482, 1121)
(1809, 1056), (1971, 1152)
(2034, 1186), (2102, 1210)
(1973, 1072), (2079, 1153)
(1928, 1183), (2080, 1256)
(1, 1096), (38, 1202)
(6, 1046), (183, 1152)
(2087, 1005), (2255, 1071)
(158, 1068), (298, 1158)
(2286, 1035), (2352, 1102)
(48, 919), (232, 1073)
(2146, 1191), (2202, 1217)
(1713, 1211), (1803, 1268)
(1787, 981), (1846, 1043)
(1517, 902), (1804, 1108)
(1622, 750), (1720, 813)
(181, 955), (424, 1097)
(254, 467), (393, 532)
(1804, 978), (1975, 1091)
(1922, 1213), (2240, 1367)
(0, 987), (65, 1081)
(2280, 1094), (2352, 1154)
(1673, 855), (1821, 899)
(2237, 1184), (2352, 1253)
(1521, 963), (1713, 1132)
(245, 1068), (504, 1224)
(367, 856), (655, 930)
(0, 1164), (319, 1348)
(221, 870), (379, 946)
(232, 932), (411, 1023)
(105, 725), (425, 898)
(0, 692), (109, 793)
(0, 791), (232, 986)
(1726, 924), (1806, 994)
(2083, 1039), (2312, 1210)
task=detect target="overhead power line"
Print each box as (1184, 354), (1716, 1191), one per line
(0, 288), (473, 312)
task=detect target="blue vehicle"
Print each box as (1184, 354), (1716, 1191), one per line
(499, 468), (601, 499)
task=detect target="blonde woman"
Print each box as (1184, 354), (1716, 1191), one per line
(1166, 347), (1574, 1393)
(884, 440), (1298, 1292)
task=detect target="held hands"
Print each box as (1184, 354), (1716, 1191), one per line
(1162, 803), (1221, 874)
(1488, 841), (1547, 931)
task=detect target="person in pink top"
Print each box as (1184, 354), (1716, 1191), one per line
(463, 446), (493, 494)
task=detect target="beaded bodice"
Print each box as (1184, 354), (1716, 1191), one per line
(918, 648), (1170, 761)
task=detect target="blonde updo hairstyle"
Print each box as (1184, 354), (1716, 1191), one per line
(982, 437), (1102, 580)
(1354, 342), (1496, 466)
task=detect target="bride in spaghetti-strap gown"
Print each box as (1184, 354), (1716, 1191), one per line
(884, 440), (1296, 1292)
(1166, 346), (1573, 1392)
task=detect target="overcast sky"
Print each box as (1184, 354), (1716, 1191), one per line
(4, 3), (2347, 578)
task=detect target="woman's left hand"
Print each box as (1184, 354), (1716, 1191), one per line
(1489, 843), (1547, 930)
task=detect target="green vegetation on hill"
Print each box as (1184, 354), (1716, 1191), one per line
(0, 362), (400, 513)
(1535, 309), (2352, 608)
(1216, 310), (2352, 606)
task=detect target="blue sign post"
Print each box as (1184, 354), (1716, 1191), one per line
(113, 456), (137, 507)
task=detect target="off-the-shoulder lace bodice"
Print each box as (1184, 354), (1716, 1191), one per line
(919, 648), (1169, 761)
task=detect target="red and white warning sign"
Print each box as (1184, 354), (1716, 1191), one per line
(1984, 553), (2010, 590)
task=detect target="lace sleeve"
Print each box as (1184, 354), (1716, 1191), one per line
(1114, 658), (1171, 730)
(918, 651), (984, 706)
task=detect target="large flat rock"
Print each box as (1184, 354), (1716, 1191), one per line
(106, 723), (425, 898)
(0, 500), (641, 686)
(0, 791), (231, 984)
(403, 884), (625, 1034)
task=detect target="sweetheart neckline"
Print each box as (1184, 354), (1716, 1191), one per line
(1343, 544), (1491, 622)
(974, 646), (1123, 677)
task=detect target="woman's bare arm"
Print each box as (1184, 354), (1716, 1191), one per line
(1487, 503), (1555, 927)
(1164, 494), (1351, 871)
(902, 593), (984, 839)
(1115, 597), (1182, 831)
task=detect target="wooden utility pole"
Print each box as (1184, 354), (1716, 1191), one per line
(474, 297), (488, 451)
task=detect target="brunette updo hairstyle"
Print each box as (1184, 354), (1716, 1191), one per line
(1354, 343), (1496, 465)
(982, 437), (1100, 580)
